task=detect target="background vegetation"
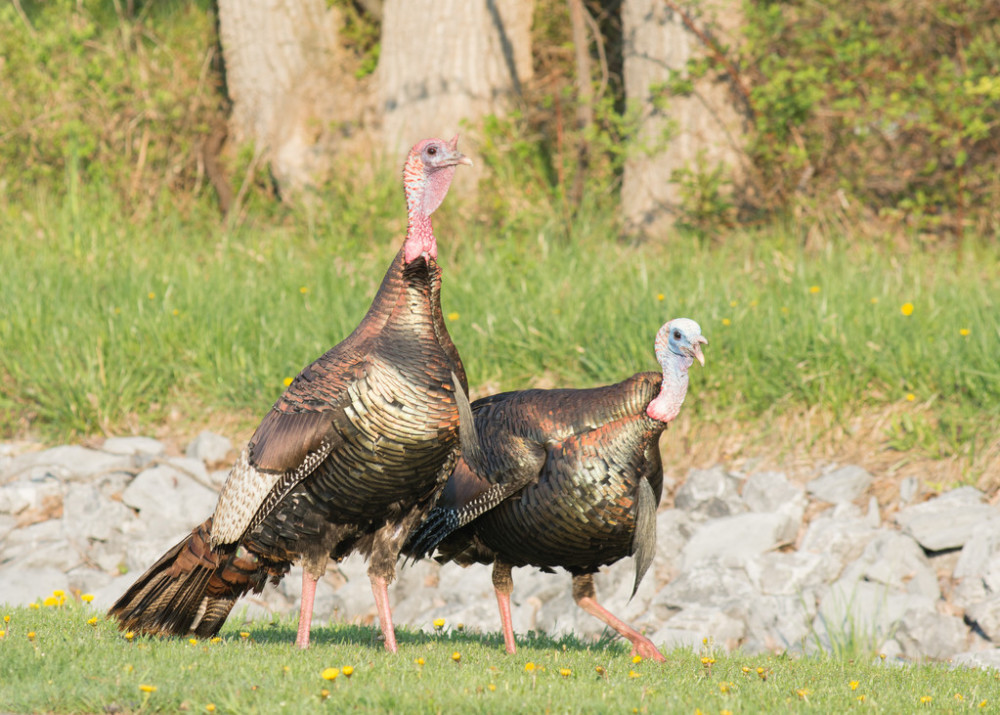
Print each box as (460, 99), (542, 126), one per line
(0, 1), (997, 489)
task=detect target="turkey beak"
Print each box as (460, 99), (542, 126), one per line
(447, 135), (474, 167)
(692, 335), (708, 367)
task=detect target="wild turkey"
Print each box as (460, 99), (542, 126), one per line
(110, 137), (473, 651)
(406, 318), (707, 662)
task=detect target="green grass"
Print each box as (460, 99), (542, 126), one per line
(1, 181), (998, 476)
(1, 604), (997, 713)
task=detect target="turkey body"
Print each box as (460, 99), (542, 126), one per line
(110, 138), (472, 651)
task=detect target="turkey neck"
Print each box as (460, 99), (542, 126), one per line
(645, 354), (690, 423)
(403, 212), (436, 264)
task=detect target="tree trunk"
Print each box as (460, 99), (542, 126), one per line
(621, 0), (748, 236)
(217, 0), (375, 199)
(378, 0), (534, 169)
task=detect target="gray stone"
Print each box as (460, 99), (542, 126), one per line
(165, 457), (216, 491)
(651, 605), (746, 651)
(123, 535), (189, 574)
(101, 436), (166, 458)
(651, 509), (693, 582)
(894, 608), (969, 661)
(806, 465), (872, 504)
(742, 593), (817, 655)
(674, 466), (746, 519)
(651, 559), (756, 620)
(954, 515), (1000, 580)
(952, 648), (1000, 672)
(745, 550), (839, 596)
(0, 567), (69, 606)
(1, 518), (70, 564)
(837, 531), (940, 600)
(66, 566), (114, 595)
(120, 464), (217, 537)
(0, 476), (63, 515)
(899, 476), (920, 505)
(965, 595), (1000, 642)
(799, 506), (879, 575)
(742, 471), (806, 520)
(63, 483), (137, 542)
(186, 431), (233, 464)
(208, 469), (230, 489)
(4, 445), (134, 482)
(592, 555), (661, 631)
(680, 512), (797, 569)
(91, 573), (138, 610)
(894, 488), (997, 551)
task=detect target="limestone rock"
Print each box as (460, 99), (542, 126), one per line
(674, 467), (746, 520)
(4, 445), (134, 482)
(894, 487), (997, 552)
(186, 431), (233, 464)
(101, 436), (166, 458)
(120, 464), (217, 538)
(651, 605), (746, 651)
(894, 608), (969, 661)
(837, 531), (940, 600)
(806, 465), (872, 504)
(680, 512), (797, 569)
(0, 476), (63, 515)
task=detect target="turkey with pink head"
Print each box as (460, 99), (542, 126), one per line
(406, 319), (707, 662)
(110, 137), (473, 652)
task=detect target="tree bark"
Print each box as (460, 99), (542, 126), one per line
(621, 0), (748, 236)
(217, 0), (374, 199)
(378, 0), (534, 167)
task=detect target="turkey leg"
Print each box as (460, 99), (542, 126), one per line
(572, 573), (666, 662)
(370, 574), (398, 652)
(492, 560), (517, 654)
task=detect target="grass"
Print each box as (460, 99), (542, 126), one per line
(0, 179), (998, 485)
(1, 601), (998, 713)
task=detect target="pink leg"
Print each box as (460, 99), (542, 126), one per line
(296, 570), (318, 649)
(370, 574), (398, 653)
(492, 561), (516, 654)
(573, 574), (665, 663)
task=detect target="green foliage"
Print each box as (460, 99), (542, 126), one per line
(2, 605), (999, 713)
(0, 0), (222, 215)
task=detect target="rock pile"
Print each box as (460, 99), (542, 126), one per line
(1, 434), (999, 669)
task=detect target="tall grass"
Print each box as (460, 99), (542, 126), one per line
(0, 178), (997, 471)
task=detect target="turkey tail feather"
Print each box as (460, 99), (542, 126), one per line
(108, 518), (265, 637)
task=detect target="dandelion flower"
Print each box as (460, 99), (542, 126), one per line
(53, 589), (65, 597)
(240, 631), (250, 639)
(850, 680), (859, 690)
(0, 630), (5, 638)
(3, 615), (8, 623)
(595, 666), (605, 675)
(901, 302), (914, 316)
(26, 631), (36, 640)
(433, 618), (445, 630)
(920, 695), (932, 704)
(342, 666), (354, 678)
(283, 377), (293, 387)
(456, 623), (465, 631)
(721, 318), (731, 326)
(796, 688), (811, 699)
(628, 670), (639, 679)
(87, 617), (99, 626)
(206, 704), (216, 712)
(451, 652), (461, 663)
(488, 683), (496, 692)
(447, 312), (460, 321)
(718, 682), (731, 693)
(701, 657), (715, 666)
(139, 684), (157, 693)
(906, 393), (916, 402)
(148, 292), (156, 300)
(979, 700), (988, 708)
(730, 299), (739, 306)
(780, 306), (789, 314)
(320, 689), (330, 699)
(172, 309), (180, 316)
(960, 328), (970, 336)
(415, 658), (425, 666)
(809, 286), (820, 294)
(632, 655), (642, 664)
(189, 638), (199, 645)
(125, 631), (135, 641)
(741, 666), (750, 675)
(300, 286), (308, 294)
(43, 596), (59, 607)
(210, 637), (222, 644)
(321, 668), (339, 681)
(559, 668), (572, 678)
(657, 293), (665, 302)
(858, 695), (866, 702)
(525, 663), (536, 673)
(955, 694), (964, 701)
(870, 297), (879, 304)
(81, 594), (94, 603)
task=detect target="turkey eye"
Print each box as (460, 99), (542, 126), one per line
(673, 330), (681, 340)
(427, 146), (438, 156)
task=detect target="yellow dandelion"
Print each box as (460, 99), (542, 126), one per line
(796, 688), (811, 699)
(3, 615), (9, 623)
(721, 711), (733, 715)
(456, 623), (465, 631)
(595, 666), (606, 675)
(0, 631), (5, 638)
(148, 292), (156, 300)
(849, 680), (859, 690)
(189, 638), (199, 645)
(719, 681), (731, 693)
(721, 318), (731, 326)
(628, 670), (639, 679)
(809, 285), (820, 294)
(240, 631), (250, 639)
(205, 705), (216, 713)
(172, 309), (180, 316)
(632, 655), (642, 664)
(139, 684), (156, 693)
(320, 689), (330, 699)
(488, 683), (496, 692)
(283, 377), (293, 387)
(53, 589), (64, 597)
(125, 631), (135, 641)
(920, 695), (932, 704)
(525, 662), (536, 673)
(701, 657), (715, 666)
(858, 695), (866, 702)
(299, 286), (308, 294)
(960, 328), (970, 336)
(26, 631), (36, 640)
(81, 593), (94, 603)
(741, 666), (750, 675)
(321, 667), (339, 681)
(210, 637), (222, 644)
(433, 618), (446, 630)
(87, 617), (99, 626)
(124, 665), (134, 673)
(415, 658), (425, 666)
(447, 312), (460, 321)
(750, 299), (758, 307)
(980, 700), (988, 708)
(901, 302), (914, 316)
(43, 596), (59, 607)
(342, 666), (354, 678)
(29, 602), (39, 610)
(780, 306), (789, 314)
(955, 694), (964, 701)
(657, 293), (665, 302)
(870, 297), (879, 304)
(559, 668), (572, 678)
(880, 653), (886, 660)
(730, 299), (739, 307)
(451, 652), (461, 663)
(906, 393), (916, 402)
